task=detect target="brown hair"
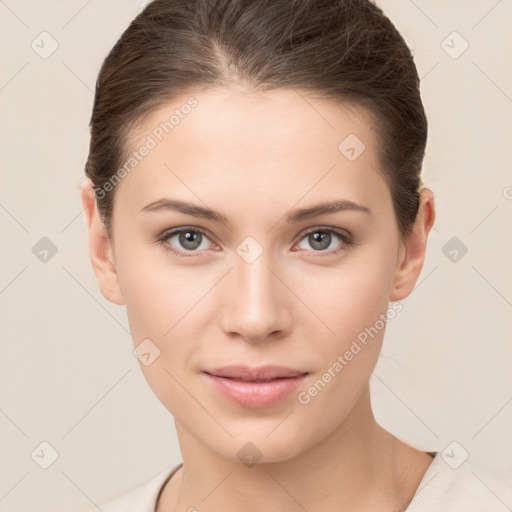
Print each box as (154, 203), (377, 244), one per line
(85, 0), (427, 242)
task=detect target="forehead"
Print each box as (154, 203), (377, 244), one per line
(131, 86), (377, 155)
(115, 87), (390, 220)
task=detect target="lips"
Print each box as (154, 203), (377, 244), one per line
(204, 365), (307, 381)
(203, 365), (308, 408)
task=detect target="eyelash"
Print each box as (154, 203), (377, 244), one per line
(156, 226), (354, 259)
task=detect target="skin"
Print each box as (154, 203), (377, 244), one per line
(81, 87), (436, 512)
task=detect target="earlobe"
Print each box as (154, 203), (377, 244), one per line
(389, 188), (436, 302)
(80, 179), (125, 306)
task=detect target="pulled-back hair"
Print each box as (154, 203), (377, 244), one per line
(85, 0), (427, 241)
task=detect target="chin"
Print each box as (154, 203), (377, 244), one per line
(215, 427), (316, 466)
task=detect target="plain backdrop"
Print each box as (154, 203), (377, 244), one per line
(1, 1), (511, 511)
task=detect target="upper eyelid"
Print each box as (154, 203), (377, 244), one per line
(299, 226), (350, 237)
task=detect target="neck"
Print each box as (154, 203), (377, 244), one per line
(160, 386), (432, 512)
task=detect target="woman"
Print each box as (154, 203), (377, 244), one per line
(81, 0), (511, 510)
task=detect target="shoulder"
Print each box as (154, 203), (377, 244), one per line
(86, 463), (182, 512)
(407, 451), (512, 512)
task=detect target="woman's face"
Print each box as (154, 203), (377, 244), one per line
(85, 87), (429, 463)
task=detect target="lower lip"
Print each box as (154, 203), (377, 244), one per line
(204, 373), (308, 409)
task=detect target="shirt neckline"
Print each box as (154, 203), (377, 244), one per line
(153, 451), (440, 512)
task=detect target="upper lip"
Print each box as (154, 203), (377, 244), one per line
(204, 365), (308, 381)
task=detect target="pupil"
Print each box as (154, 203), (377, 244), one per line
(181, 231), (201, 249)
(311, 231), (330, 250)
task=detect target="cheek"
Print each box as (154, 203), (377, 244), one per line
(315, 247), (396, 338)
(117, 249), (199, 342)
(118, 260), (202, 412)
(302, 246), (396, 390)
(294, 268), (390, 424)
(116, 250), (211, 377)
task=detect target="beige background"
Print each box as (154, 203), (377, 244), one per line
(1, 1), (511, 511)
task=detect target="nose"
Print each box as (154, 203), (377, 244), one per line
(219, 250), (293, 343)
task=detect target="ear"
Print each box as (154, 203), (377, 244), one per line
(81, 179), (125, 305)
(389, 187), (436, 301)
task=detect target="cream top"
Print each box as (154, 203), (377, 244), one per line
(89, 451), (512, 512)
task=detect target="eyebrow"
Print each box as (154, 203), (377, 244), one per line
(140, 197), (372, 226)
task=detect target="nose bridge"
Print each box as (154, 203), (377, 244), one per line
(220, 242), (290, 342)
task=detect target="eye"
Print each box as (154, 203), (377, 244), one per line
(157, 226), (216, 257)
(156, 225), (354, 258)
(293, 227), (353, 256)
